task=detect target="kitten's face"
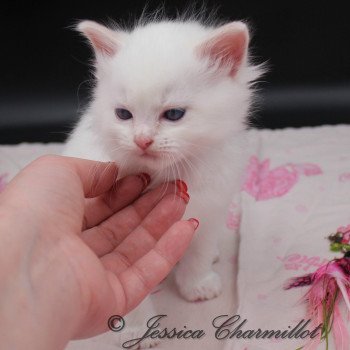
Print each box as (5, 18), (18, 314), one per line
(80, 21), (254, 172)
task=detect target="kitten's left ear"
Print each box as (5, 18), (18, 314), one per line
(197, 22), (249, 77)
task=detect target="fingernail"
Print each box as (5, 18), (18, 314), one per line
(188, 218), (199, 229)
(138, 173), (151, 190)
(177, 191), (190, 204)
(175, 179), (188, 193)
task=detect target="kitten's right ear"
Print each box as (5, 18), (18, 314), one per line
(77, 20), (119, 57)
(197, 22), (249, 78)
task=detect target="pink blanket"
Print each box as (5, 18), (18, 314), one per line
(1, 125), (350, 350)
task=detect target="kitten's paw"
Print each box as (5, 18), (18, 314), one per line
(118, 327), (160, 349)
(177, 271), (222, 302)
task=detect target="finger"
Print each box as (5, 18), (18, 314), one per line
(83, 173), (150, 229)
(0, 156), (118, 219)
(81, 181), (185, 256)
(109, 219), (198, 313)
(63, 156), (118, 198)
(100, 190), (189, 274)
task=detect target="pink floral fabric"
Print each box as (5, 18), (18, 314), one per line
(242, 156), (322, 201)
(339, 172), (350, 182)
(226, 202), (241, 230)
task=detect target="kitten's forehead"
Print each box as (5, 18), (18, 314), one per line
(109, 22), (211, 98)
(129, 21), (209, 48)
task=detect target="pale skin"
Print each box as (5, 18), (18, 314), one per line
(0, 155), (197, 350)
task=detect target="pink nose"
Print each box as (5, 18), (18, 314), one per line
(134, 136), (154, 150)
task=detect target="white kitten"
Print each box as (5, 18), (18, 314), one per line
(63, 15), (262, 348)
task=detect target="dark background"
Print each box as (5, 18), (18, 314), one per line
(1, 0), (350, 144)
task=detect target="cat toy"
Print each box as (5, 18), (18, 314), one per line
(285, 225), (350, 350)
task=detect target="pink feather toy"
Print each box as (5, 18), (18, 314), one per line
(285, 225), (350, 350)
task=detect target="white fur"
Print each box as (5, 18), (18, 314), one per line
(63, 17), (262, 348)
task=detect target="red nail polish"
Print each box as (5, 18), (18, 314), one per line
(175, 179), (188, 193)
(188, 218), (199, 229)
(177, 191), (190, 204)
(138, 173), (151, 189)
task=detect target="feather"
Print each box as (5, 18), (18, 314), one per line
(336, 278), (350, 313)
(286, 257), (350, 350)
(332, 305), (350, 350)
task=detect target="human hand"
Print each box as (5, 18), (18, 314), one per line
(0, 155), (197, 349)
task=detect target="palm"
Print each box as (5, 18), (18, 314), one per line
(74, 178), (191, 338)
(10, 157), (193, 339)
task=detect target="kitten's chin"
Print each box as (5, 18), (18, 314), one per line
(125, 151), (178, 172)
(138, 153), (158, 161)
(128, 151), (165, 169)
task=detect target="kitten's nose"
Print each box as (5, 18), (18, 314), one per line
(134, 136), (154, 150)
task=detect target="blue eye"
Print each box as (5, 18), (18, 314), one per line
(163, 108), (186, 121)
(116, 108), (133, 120)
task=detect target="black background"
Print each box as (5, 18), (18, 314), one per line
(1, 1), (350, 143)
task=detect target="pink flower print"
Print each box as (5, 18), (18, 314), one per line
(226, 202), (241, 230)
(339, 172), (350, 182)
(272, 237), (282, 245)
(257, 293), (268, 300)
(278, 254), (329, 271)
(291, 163), (323, 176)
(0, 173), (8, 192)
(242, 156), (322, 201)
(295, 204), (308, 213)
(242, 156), (298, 200)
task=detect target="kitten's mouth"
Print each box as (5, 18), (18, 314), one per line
(141, 153), (157, 159)
(137, 150), (159, 160)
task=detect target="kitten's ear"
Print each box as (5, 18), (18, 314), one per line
(197, 22), (249, 77)
(77, 20), (119, 57)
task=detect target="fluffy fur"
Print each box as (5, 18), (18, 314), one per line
(63, 14), (263, 348)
